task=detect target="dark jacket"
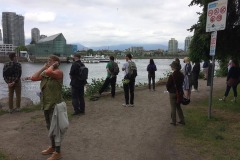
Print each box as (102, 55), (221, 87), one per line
(227, 66), (240, 81)
(192, 62), (200, 75)
(69, 60), (87, 87)
(166, 70), (184, 93)
(147, 64), (157, 75)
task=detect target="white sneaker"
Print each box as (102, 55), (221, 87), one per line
(129, 104), (134, 107)
(122, 104), (129, 107)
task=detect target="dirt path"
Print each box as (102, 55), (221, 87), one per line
(0, 78), (226, 160)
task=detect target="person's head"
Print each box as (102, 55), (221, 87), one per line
(170, 61), (181, 71)
(231, 60), (239, 67)
(149, 58), (154, 64)
(9, 52), (17, 61)
(110, 56), (114, 61)
(47, 55), (60, 67)
(73, 53), (81, 61)
(125, 53), (132, 61)
(183, 57), (190, 63)
(175, 58), (180, 63)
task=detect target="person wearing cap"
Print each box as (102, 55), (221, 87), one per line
(69, 53), (87, 115)
(183, 57), (192, 100)
(166, 61), (185, 126)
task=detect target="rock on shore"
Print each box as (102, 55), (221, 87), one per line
(0, 97), (33, 110)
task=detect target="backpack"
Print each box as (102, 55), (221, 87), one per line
(110, 62), (119, 76)
(77, 63), (88, 80)
(127, 61), (137, 79)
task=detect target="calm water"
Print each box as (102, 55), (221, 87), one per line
(0, 59), (182, 103)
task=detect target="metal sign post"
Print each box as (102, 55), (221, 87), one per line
(206, 0), (228, 119)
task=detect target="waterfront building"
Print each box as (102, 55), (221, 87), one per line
(26, 33), (74, 57)
(0, 44), (17, 56)
(31, 28), (40, 43)
(2, 12), (25, 46)
(168, 38), (178, 55)
(0, 29), (2, 41)
(184, 36), (192, 54)
(129, 46), (144, 53)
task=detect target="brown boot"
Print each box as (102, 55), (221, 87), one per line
(47, 152), (62, 160)
(41, 146), (55, 155)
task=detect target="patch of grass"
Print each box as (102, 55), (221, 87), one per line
(0, 151), (8, 160)
(177, 87), (240, 159)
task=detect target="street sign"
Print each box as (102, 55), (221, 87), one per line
(210, 31), (217, 56)
(206, 0), (228, 32)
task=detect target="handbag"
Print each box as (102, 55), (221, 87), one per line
(227, 78), (238, 86)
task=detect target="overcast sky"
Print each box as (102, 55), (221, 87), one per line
(0, 0), (202, 48)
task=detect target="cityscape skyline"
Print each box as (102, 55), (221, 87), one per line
(0, 0), (201, 49)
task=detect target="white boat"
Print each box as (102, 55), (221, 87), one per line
(82, 55), (110, 63)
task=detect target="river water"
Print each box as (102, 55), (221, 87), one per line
(0, 58), (184, 103)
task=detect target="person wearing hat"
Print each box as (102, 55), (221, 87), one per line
(183, 57), (192, 100)
(166, 61), (185, 126)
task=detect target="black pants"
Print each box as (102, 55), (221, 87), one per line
(224, 84), (238, 97)
(71, 85), (85, 113)
(99, 76), (117, 97)
(148, 74), (155, 90)
(123, 80), (135, 105)
(192, 73), (199, 90)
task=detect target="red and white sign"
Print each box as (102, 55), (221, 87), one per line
(210, 31), (217, 56)
(206, 0), (228, 32)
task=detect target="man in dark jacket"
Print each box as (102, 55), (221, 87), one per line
(192, 62), (201, 91)
(3, 52), (22, 113)
(69, 54), (87, 115)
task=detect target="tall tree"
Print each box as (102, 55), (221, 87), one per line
(188, 0), (240, 62)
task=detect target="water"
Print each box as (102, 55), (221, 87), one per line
(0, 59), (180, 103)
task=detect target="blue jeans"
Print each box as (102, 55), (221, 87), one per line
(71, 85), (85, 113)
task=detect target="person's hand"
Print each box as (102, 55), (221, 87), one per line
(8, 82), (15, 87)
(52, 61), (59, 68)
(43, 63), (50, 69)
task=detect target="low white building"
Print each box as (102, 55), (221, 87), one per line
(0, 43), (17, 56)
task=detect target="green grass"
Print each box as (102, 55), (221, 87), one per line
(0, 151), (8, 160)
(178, 87), (240, 159)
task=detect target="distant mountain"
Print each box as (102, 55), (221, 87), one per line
(72, 43), (87, 50)
(89, 43), (168, 51)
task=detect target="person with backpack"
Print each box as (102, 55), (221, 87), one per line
(122, 53), (137, 107)
(99, 56), (119, 98)
(3, 52), (22, 113)
(147, 59), (157, 91)
(69, 54), (87, 115)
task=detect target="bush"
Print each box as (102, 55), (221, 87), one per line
(62, 85), (72, 100)
(85, 78), (105, 97)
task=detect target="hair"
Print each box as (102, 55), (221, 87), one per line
(175, 58), (180, 63)
(9, 52), (16, 61)
(232, 60), (239, 67)
(149, 58), (155, 65)
(126, 53), (132, 59)
(74, 53), (81, 59)
(49, 55), (60, 63)
(110, 56), (114, 61)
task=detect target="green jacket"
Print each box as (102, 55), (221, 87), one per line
(40, 76), (63, 110)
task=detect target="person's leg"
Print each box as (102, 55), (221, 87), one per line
(99, 77), (110, 94)
(8, 85), (14, 112)
(148, 74), (151, 90)
(224, 85), (231, 97)
(152, 75), (155, 90)
(123, 83), (129, 105)
(129, 81), (135, 105)
(71, 87), (81, 114)
(110, 76), (116, 97)
(15, 81), (21, 109)
(176, 104), (185, 124)
(79, 85), (85, 113)
(169, 93), (177, 125)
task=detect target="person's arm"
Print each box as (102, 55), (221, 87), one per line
(44, 63), (63, 80)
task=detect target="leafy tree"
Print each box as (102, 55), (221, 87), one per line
(188, 0), (240, 62)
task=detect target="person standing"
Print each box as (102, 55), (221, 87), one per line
(183, 57), (192, 100)
(219, 60), (240, 103)
(26, 55), (63, 160)
(122, 53), (137, 107)
(3, 52), (22, 113)
(147, 59), (157, 91)
(99, 56), (118, 98)
(166, 61), (185, 126)
(69, 54), (87, 115)
(191, 61), (200, 92)
(202, 60), (209, 80)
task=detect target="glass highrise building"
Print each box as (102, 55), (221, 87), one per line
(168, 38), (178, 54)
(184, 36), (192, 54)
(2, 12), (25, 46)
(31, 28), (40, 43)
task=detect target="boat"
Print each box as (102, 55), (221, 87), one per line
(82, 55), (110, 63)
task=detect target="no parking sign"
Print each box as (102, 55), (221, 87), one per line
(206, 0), (228, 32)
